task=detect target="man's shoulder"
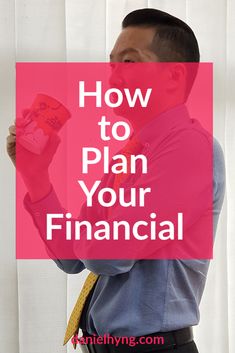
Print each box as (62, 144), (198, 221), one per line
(213, 137), (225, 205)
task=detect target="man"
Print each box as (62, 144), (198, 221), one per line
(7, 8), (225, 353)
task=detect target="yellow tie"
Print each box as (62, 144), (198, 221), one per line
(63, 272), (99, 346)
(63, 137), (143, 348)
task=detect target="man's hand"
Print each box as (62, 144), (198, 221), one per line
(7, 124), (17, 166)
(6, 112), (61, 202)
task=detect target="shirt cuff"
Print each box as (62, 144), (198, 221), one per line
(24, 187), (64, 217)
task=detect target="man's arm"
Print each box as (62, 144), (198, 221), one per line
(7, 123), (136, 275)
(7, 123), (86, 274)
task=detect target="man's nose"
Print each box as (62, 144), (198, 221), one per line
(109, 65), (125, 88)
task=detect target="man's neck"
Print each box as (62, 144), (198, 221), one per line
(129, 101), (184, 134)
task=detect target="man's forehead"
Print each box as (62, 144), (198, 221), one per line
(110, 47), (140, 60)
(110, 27), (156, 58)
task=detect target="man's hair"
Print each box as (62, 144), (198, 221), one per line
(122, 8), (200, 98)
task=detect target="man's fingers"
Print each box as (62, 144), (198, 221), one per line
(9, 125), (16, 136)
(6, 134), (16, 166)
(15, 109), (31, 127)
(16, 117), (29, 127)
(7, 134), (16, 144)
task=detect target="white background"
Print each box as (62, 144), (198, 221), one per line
(0, 1), (234, 352)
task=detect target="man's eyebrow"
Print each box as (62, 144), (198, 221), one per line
(109, 48), (140, 59)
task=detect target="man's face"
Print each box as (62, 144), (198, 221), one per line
(109, 27), (167, 122)
(110, 26), (158, 62)
(109, 26), (186, 124)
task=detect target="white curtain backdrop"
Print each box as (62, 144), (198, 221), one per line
(0, 1), (234, 352)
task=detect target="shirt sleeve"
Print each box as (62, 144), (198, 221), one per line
(24, 186), (136, 275)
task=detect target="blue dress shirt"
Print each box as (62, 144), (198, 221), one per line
(25, 105), (225, 336)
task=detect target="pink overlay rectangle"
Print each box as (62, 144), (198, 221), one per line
(16, 63), (213, 259)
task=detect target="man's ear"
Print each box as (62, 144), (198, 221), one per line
(166, 63), (187, 93)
